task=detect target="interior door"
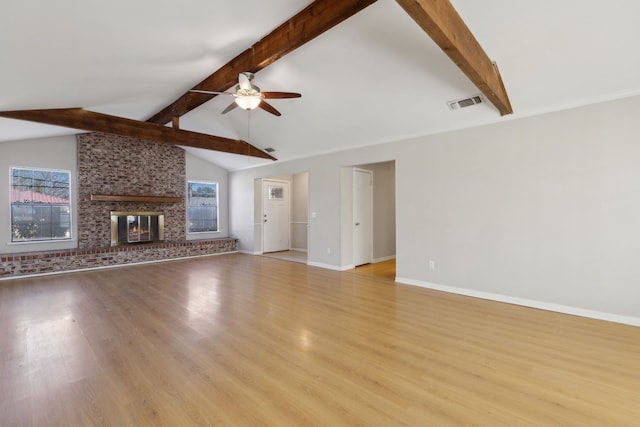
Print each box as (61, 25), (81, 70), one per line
(262, 179), (290, 253)
(353, 169), (373, 266)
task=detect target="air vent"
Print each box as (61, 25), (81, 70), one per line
(264, 147), (275, 153)
(447, 95), (483, 111)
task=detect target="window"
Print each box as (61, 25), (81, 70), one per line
(268, 185), (284, 200)
(187, 181), (218, 233)
(10, 167), (72, 242)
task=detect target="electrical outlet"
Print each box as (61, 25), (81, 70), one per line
(429, 260), (435, 270)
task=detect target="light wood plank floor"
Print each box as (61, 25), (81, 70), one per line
(1, 254), (639, 426)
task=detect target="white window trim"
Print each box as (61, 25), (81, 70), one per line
(9, 165), (74, 243)
(186, 180), (219, 235)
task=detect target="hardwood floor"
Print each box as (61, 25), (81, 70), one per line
(1, 254), (639, 426)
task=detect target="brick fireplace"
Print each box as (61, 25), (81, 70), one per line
(0, 132), (237, 278)
(77, 132), (186, 248)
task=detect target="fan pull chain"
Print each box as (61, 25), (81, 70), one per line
(247, 110), (252, 161)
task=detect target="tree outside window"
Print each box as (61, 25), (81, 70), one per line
(10, 167), (72, 242)
(187, 181), (218, 233)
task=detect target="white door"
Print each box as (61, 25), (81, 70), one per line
(263, 180), (290, 253)
(353, 169), (373, 266)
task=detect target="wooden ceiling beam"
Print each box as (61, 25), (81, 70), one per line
(146, 0), (378, 125)
(396, 0), (513, 116)
(0, 108), (276, 160)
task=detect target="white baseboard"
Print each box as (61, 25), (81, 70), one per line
(306, 259), (392, 271)
(290, 248), (308, 253)
(395, 277), (640, 327)
(373, 255), (396, 263)
(307, 261), (354, 271)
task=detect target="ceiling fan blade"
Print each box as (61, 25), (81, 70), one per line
(238, 73), (252, 91)
(221, 102), (238, 114)
(258, 100), (282, 117)
(262, 92), (302, 99)
(189, 89), (230, 95)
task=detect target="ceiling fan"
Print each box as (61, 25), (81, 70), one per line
(190, 72), (301, 117)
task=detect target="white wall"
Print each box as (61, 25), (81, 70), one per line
(186, 152), (229, 239)
(291, 172), (309, 251)
(0, 135), (78, 254)
(339, 167), (354, 268)
(230, 95), (640, 323)
(395, 96), (640, 324)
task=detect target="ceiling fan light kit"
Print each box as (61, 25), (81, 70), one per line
(233, 75), (264, 110)
(234, 92), (263, 110)
(191, 72), (301, 116)
(235, 95), (263, 110)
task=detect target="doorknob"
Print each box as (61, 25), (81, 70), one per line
(355, 222), (360, 226)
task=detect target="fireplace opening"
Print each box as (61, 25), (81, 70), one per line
(110, 211), (164, 246)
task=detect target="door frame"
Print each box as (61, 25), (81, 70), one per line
(352, 168), (373, 266)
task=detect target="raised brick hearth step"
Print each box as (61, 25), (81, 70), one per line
(0, 238), (238, 278)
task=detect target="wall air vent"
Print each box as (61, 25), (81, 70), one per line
(447, 95), (483, 111)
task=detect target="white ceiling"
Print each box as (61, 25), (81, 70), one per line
(2, 0), (640, 171)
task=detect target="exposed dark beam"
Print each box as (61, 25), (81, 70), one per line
(396, 0), (513, 116)
(0, 108), (276, 160)
(147, 0), (378, 125)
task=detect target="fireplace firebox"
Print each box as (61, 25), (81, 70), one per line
(110, 211), (164, 246)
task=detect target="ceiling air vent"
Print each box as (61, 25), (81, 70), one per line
(447, 95), (483, 111)
(264, 147), (275, 153)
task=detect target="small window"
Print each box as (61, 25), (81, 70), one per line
(187, 181), (218, 233)
(268, 185), (284, 200)
(10, 167), (72, 242)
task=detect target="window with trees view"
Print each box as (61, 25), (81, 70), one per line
(10, 167), (72, 242)
(187, 181), (218, 233)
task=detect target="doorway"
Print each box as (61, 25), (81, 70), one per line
(256, 173), (309, 262)
(340, 161), (396, 272)
(262, 179), (290, 253)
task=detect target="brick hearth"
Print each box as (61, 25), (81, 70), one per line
(0, 239), (237, 278)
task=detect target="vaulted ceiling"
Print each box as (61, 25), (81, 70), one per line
(2, 1), (640, 170)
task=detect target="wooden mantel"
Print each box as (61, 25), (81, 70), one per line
(90, 194), (182, 203)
